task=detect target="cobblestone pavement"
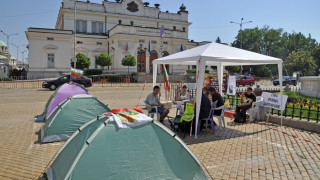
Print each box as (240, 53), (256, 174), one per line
(0, 87), (319, 180)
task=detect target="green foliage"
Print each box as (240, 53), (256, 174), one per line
(121, 55), (137, 74)
(186, 69), (209, 74)
(225, 66), (240, 74)
(215, 36), (221, 43)
(0, 77), (13, 81)
(231, 26), (319, 77)
(71, 53), (91, 70)
(9, 68), (26, 77)
(284, 51), (316, 76)
(83, 69), (103, 76)
(95, 53), (113, 69)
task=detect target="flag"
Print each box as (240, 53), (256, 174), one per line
(71, 68), (83, 78)
(180, 43), (184, 51)
(125, 42), (128, 51)
(148, 41), (151, 53)
(105, 108), (152, 128)
(162, 64), (170, 92)
(160, 25), (164, 38)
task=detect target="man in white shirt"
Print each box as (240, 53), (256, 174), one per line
(145, 86), (169, 122)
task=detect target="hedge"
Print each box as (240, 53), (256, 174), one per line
(186, 69), (209, 74)
(83, 69), (103, 76)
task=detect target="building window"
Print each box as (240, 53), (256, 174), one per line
(97, 42), (102, 45)
(182, 27), (186, 32)
(173, 26), (176, 31)
(139, 39), (145, 43)
(92, 22), (103, 34)
(118, 20), (122, 24)
(47, 53), (55, 68)
(76, 20), (87, 33)
(130, 21), (134, 26)
(163, 41), (168, 44)
(77, 41), (83, 44)
(151, 40), (157, 44)
(99, 22), (103, 33)
(47, 37), (54, 41)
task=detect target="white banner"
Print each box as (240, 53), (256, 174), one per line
(227, 76), (236, 96)
(261, 92), (288, 111)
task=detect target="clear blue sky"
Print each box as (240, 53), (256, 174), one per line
(0, 0), (319, 62)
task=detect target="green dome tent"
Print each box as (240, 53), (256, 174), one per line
(40, 94), (110, 143)
(45, 115), (207, 180)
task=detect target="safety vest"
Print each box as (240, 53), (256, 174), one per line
(181, 102), (194, 122)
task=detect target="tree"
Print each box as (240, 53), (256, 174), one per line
(225, 66), (240, 74)
(96, 53), (113, 70)
(312, 46), (320, 73)
(284, 51), (316, 76)
(121, 55), (136, 74)
(215, 36), (221, 43)
(71, 53), (91, 70)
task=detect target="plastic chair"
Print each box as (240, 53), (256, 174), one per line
(248, 96), (263, 122)
(144, 100), (160, 121)
(198, 101), (218, 135)
(213, 104), (228, 130)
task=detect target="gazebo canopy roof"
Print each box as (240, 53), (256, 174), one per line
(153, 42), (282, 66)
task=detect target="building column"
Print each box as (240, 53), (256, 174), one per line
(146, 51), (150, 75)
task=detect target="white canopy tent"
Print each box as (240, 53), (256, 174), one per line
(152, 42), (283, 138)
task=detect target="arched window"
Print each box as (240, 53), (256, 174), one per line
(162, 51), (169, 57)
(150, 50), (158, 56)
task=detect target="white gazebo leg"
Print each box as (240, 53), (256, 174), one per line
(153, 64), (157, 87)
(194, 58), (206, 138)
(278, 63), (283, 126)
(217, 64), (224, 96)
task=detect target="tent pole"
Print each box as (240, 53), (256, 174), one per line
(218, 64), (224, 96)
(194, 58), (206, 138)
(153, 63), (157, 87)
(278, 63), (283, 126)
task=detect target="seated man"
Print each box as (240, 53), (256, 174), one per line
(194, 88), (212, 131)
(235, 87), (256, 123)
(208, 87), (224, 116)
(145, 86), (169, 122)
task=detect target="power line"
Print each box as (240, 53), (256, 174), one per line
(0, 10), (57, 19)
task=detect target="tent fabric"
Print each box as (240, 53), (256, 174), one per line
(153, 42), (282, 66)
(34, 85), (63, 121)
(40, 94), (110, 143)
(46, 116), (207, 180)
(152, 42), (283, 138)
(46, 83), (89, 118)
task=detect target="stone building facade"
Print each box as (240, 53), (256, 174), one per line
(26, 0), (207, 79)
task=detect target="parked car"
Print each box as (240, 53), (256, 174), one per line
(273, 76), (297, 86)
(42, 74), (92, 90)
(236, 75), (255, 87)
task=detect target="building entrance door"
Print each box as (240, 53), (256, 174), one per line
(137, 50), (146, 73)
(149, 50), (158, 73)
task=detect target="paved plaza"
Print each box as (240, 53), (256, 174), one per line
(0, 86), (320, 180)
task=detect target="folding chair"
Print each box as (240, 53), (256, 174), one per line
(198, 100), (218, 135)
(213, 104), (228, 130)
(144, 100), (160, 121)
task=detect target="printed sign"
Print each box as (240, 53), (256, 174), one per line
(261, 92), (288, 111)
(227, 76), (236, 95)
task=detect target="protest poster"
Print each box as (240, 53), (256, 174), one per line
(227, 76), (236, 95)
(261, 92), (288, 111)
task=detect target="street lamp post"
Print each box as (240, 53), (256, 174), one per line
(21, 50), (27, 66)
(11, 43), (24, 64)
(1, 30), (18, 67)
(230, 18), (252, 74)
